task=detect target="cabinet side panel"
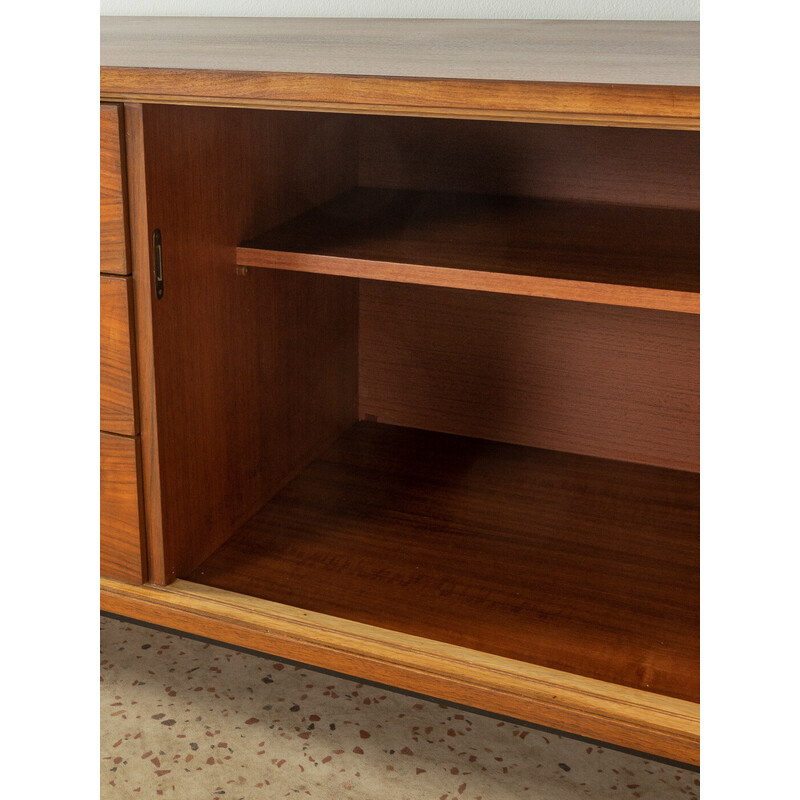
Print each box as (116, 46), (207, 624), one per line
(359, 283), (698, 472)
(142, 105), (359, 581)
(358, 117), (699, 210)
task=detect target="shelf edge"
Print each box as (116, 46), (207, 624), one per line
(101, 577), (700, 765)
(236, 248), (700, 314)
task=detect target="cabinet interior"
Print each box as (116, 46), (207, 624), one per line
(141, 104), (699, 704)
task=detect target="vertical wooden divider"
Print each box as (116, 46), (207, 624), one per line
(124, 102), (163, 584)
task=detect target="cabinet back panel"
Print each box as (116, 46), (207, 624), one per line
(358, 117), (698, 210)
(142, 105), (359, 582)
(359, 282), (698, 472)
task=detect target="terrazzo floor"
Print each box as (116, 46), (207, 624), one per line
(100, 615), (699, 799)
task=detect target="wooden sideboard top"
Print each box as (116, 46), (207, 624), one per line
(100, 18), (698, 85)
(100, 18), (699, 128)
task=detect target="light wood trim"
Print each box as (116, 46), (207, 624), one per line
(100, 70), (698, 130)
(124, 103), (163, 583)
(101, 577), (699, 765)
(100, 98), (699, 131)
(238, 250), (699, 314)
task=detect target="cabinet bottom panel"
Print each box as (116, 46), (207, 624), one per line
(100, 576), (699, 766)
(186, 421), (698, 702)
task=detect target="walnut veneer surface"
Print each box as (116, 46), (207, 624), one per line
(99, 104), (129, 274)
(239, 187), (699, 312)
(100, 17), (700, 766)
(189, 421), (699, 703)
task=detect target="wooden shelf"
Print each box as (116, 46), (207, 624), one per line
(189, 421), (699, 703)
(237, 189), (699, 313)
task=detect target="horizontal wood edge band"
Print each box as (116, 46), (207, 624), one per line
(171, 580), (697, 722)
(236, 250), (700, 314)
(99, 94), (699, 129)
(100, 577), (699, 764)
(100, 68), (699, 129)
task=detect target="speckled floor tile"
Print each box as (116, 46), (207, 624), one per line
(101, 615), (699, 799)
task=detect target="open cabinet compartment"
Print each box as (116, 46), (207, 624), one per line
(139, 103), (699, 755)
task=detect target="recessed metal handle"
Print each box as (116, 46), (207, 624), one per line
(153, 229), (164, 300)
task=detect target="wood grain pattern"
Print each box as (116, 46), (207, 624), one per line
(98, 25), (702, 765)
(101, 577), (699, 766)
(358, 117), (699, 211)
(238, 189), (699, 313)
(141, 105), (359, 583)
(100, 275), (138, 435)
(100, 104), (129, 274)
(100, 69), (699, 131)
(101, 19), (699, 86)
(124, 103), (163, 584)
(189, 421), (699, 703)
(359, 283), (699, 472)
(100, 432), (146, 583)
(100, 19), (698, 128)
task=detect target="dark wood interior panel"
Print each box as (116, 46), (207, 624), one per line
(189, 421), (699, 702)
(101, 432), (146, 583)
(100, 275), (138, 435)
(100, 103), (130, 274)
(359, 282), (699, 472)
(358, 117), (699, 210)
(142, 105), (360, 582)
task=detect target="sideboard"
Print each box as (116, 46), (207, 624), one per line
(100, 17), (699, 766)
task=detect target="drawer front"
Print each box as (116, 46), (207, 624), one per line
(100, 104), (130, 274)
(101, 275), (138, 435)
(101, 432), (146, 583)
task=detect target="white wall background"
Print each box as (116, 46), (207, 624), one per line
(99, 0), (699, 20)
